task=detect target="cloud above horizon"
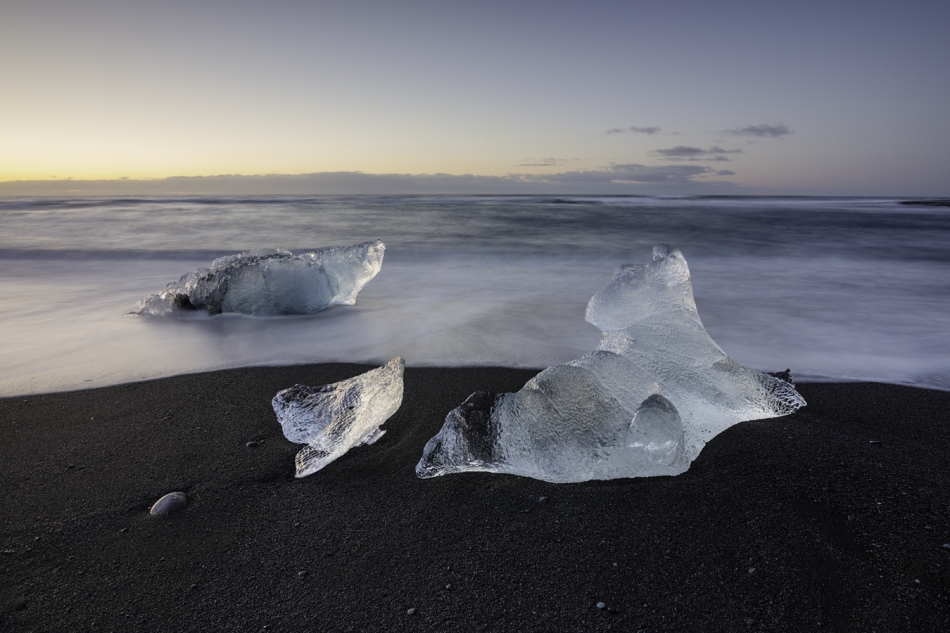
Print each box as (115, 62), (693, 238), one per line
(724, 123), (793, 138)
(521, 163), (721, 184)
(0, 165), (735, 196)
(515, 157), (581, 167)
(606, 126), (662, 135)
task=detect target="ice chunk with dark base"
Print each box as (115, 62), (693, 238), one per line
(132, 240), (385, 316)
(273, 357), (404, 477)
(416, 245), (805, 483)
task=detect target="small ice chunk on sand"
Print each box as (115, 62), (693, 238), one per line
(132, 240), (384, 316)
(416, 245), (805, 483)
(273, 357), (404, 477)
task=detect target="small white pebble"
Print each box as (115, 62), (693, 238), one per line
(748, 567), (756, 574)
(596, 602), (606, 609)
(150, 491), (188, 515)
(407, 608), (417, 615)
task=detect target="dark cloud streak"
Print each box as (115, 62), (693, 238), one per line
(650, 146), (744, 161)
(724, 123), (793, 138)
(606, 126), (662, 135)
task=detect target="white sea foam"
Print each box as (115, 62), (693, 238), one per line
(1, 196), (948, 395)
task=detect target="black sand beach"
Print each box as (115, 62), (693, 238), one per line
(1, 365), (948, 632)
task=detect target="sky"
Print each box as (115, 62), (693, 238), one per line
(2, 0), (948, 196)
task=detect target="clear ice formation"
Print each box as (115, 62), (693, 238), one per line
(133, 240), (385, 316)
(416, 245), (806, 483)
(273, 357), (405, 477)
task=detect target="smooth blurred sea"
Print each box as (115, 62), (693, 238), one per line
(1, 195), (948, 396)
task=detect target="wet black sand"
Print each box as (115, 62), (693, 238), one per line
(1, 365), (949, 632)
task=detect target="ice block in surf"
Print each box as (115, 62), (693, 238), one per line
(132, 240), (384, 316)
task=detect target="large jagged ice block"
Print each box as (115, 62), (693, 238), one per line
(416, 245), (805, 483)
(132, 240), (385, 316)
(273, 357), (404, 477)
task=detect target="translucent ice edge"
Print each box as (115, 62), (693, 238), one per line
(273, 357), (404, 477)
(130, 240), (385, 316)
(416, 245), (806, 483)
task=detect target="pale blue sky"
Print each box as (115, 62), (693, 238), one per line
(2, 0), (948, 195)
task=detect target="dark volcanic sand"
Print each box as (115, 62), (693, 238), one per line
(1, 366), (949, 632)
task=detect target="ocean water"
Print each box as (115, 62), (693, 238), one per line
(1, 195), (948, 396)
